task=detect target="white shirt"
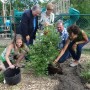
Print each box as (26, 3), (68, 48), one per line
(40, 11), (54, 25)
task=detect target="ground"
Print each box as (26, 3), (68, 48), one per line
(0, 39), (90, 90)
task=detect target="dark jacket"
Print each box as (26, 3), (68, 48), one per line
(16, 9), (38, 42)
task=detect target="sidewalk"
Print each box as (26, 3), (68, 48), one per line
(0, 38), (12, 46)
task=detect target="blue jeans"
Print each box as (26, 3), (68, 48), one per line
(58, 40), (66, 50)
(58, 40), (70, 63)
(58, 49), (70, 63)
(68, 41), (87, 61)
(58, 41), (88, 63)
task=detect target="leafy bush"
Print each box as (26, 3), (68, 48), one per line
(80, 61), (90, 83)
(26, 26), (60, 76)
(0, 73), (4, 83)
(80, 71), (90, 83)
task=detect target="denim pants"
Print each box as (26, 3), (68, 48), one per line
(68, 41), (86, 61)
(58, 41), (87, 63)
(58, 49), (70, 63)
(58, 40), (70, 63)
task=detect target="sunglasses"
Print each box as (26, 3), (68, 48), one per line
(47, 9), (53, 10)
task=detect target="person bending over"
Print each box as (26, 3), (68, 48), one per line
(53, 25), (89, 67)
(0, 34), (29, 70)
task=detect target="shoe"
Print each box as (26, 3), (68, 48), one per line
(70, 61), (79, 67)
(85, 83), (90, 89)
(3, 79), (6, 84)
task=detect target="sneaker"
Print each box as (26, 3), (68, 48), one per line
(85, 83), (90, 89)
(3, 79), (6, 84)
(70, 61), (79, 67)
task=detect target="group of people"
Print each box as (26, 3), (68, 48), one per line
(0, 3), (55, 71)
(16, 3), (54, 45)
(0, 3), (89, 75)
(55, 21), (89, 67)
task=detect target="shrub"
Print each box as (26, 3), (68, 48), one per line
(26, 26), (60, 76)
(80, 61), (90, 83)
(0, 73), (4, 83)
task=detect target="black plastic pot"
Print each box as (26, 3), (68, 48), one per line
(4, 67), (21, 85)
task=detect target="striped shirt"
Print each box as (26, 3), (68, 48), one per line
(58, 28), (68, 49)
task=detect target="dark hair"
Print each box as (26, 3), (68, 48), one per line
(67, 25), (80, 35)
(32, 4), (41, 11)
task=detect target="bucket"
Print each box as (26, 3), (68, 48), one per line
(4, 67), (21, 85)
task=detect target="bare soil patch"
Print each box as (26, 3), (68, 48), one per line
(0, 41), (90, 90)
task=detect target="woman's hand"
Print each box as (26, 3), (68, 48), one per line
(53, 59), (58, 65)
(9, 64), (15, 69)
(52, 62), (57, 67)
(72, 43), (77, 50)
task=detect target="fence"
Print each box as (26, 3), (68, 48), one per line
(0, 14), (90, 39)
(0, 16), (13, 39)
(0, 15), (22, 39)
(55, 14), (90, 37)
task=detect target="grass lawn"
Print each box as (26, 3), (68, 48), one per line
(0, 48), (4, 54)
(82, 48), (90, 55)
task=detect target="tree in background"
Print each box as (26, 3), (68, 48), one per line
(0, 2), (2, 15)
(70, 0), (90, 14)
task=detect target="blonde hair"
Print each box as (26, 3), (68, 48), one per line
(47, 3), (54, 10)
(12, 34), (24, 48)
